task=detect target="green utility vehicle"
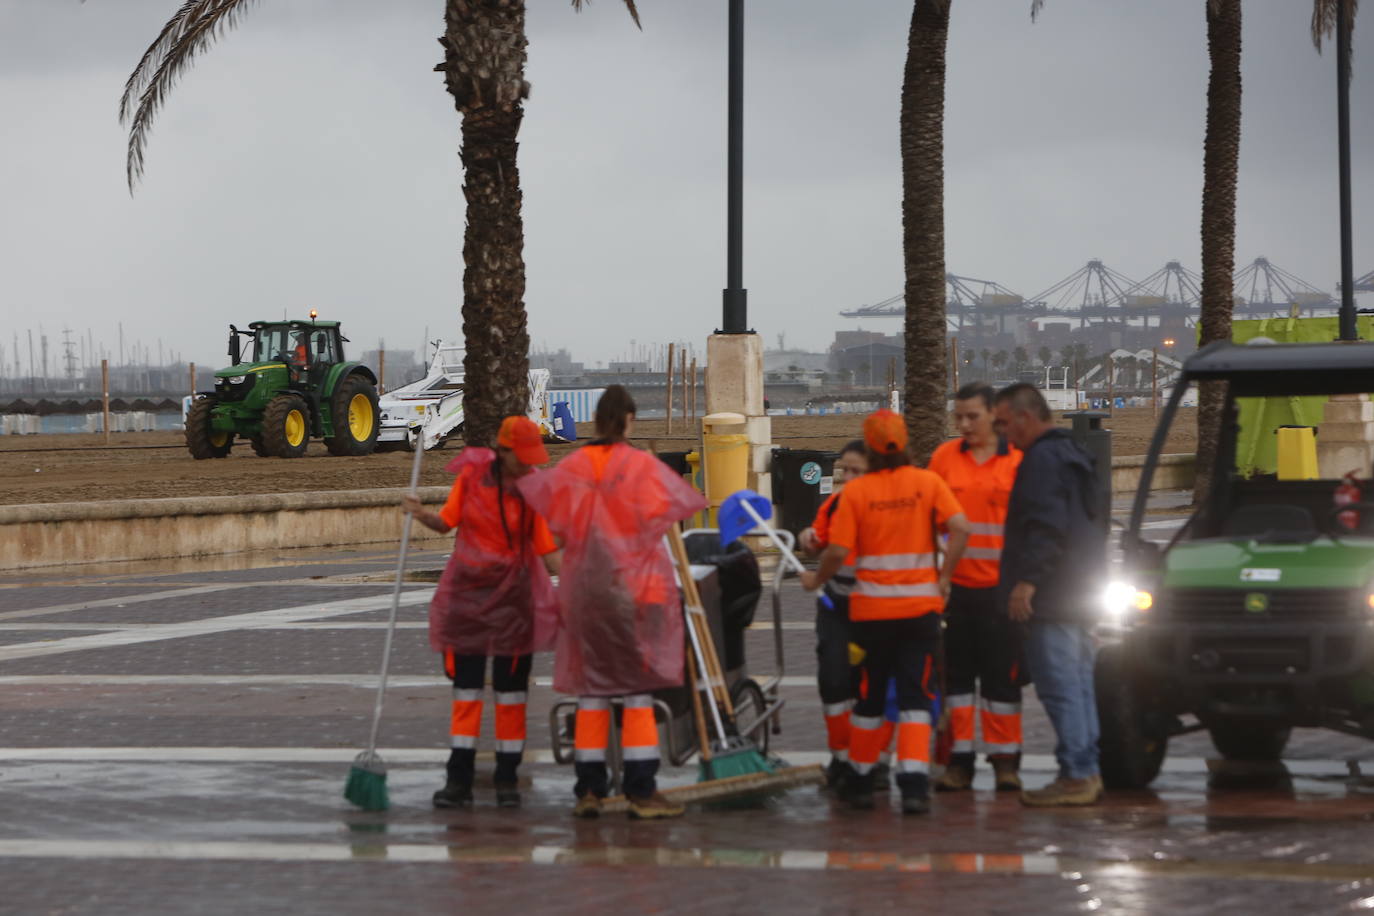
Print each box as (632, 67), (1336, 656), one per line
(1099, 339), (1374, 788)
(185, 318), (380, 459)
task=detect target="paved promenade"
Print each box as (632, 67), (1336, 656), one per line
(3, 537), (1374, 914)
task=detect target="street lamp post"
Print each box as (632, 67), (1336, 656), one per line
(721, 0), (748, 335)
(1337, 0), (1358, 340)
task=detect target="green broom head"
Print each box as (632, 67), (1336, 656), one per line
(344, 750), (389, 811)
(698, 738), (781, 809)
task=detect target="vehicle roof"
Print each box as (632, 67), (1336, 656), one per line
(1183, 340), (1374, 396)
(248, 320), (341, 330)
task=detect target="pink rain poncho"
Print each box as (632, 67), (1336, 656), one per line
(428, 448), (559, 657)
(518, 442), (708, 696)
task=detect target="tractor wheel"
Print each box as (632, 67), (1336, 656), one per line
(324, 375), (380, 456)
(250, 436), (271, 458)
(185, 397), (232, 460)
(261, 394), (311, 458)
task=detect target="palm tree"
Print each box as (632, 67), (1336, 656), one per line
(991, 350), (1008, 375)
(117, 0), (639, 447)
(980, 348), (992, 374)
(1193, 0), (1242, 505)
(1037, 345), (1053, 367)
(900, 0), (953, 464)
(1012, 346), (1028, 373)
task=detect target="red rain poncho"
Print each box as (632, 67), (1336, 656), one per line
(518, 442), (707, 696)
(428, 448), (559, 657)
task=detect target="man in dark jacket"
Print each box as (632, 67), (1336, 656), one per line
(993, 383), (1108, 807)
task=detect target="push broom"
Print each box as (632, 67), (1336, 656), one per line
(344, 422), (427, 811)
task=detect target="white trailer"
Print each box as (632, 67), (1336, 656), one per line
(376, 343), (551, 451)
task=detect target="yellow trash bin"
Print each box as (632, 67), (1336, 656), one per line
(702, 412), (749, 525)
(1276, 426), (1318, 480)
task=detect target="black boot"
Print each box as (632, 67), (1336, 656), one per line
(432, 780), (473, 809)
(838, 769), (875, 810)
(899, 773), (931, 815)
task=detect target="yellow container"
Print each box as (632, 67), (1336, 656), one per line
(1276, 426), (1318, 480)
(702, 412), (750, 524)
(684, 449), (705, 528)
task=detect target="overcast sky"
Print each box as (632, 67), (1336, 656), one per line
(2, 0), (1372, 375)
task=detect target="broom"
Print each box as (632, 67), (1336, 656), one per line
(344, 419), (427, 811)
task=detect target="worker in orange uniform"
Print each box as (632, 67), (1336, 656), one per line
(519, 386), (707, 820)
(402, 415), (560, 809)
(799, 439), (870, 789)
(802, 409), (970, 814)
(927, 382), (1025, 792)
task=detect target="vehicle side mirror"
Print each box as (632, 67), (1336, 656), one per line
(229, 329), (241, 366)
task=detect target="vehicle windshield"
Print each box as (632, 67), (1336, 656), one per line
(252, 326), (304, 363)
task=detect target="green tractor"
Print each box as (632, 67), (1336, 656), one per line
(186, 318), (380, 459)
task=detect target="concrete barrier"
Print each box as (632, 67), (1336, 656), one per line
(1111, 453), (1194, 495)
(0, 487), (454, 572)
(1, 453), (1198, 572)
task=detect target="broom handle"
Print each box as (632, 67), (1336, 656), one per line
(365, 425), (426, 757)
(736, 500), (833, 610)
(684, 629), (715, 761)
(668, 526), (731, 742)
(669, 527), (735, 716)
(683, 564), (730, 745)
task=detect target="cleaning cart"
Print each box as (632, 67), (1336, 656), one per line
(547, 527), (793, 779)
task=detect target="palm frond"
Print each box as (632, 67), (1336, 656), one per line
(570, 0), (642, 30)
(121, 0), (259, 191)
(1030, 0), (1045, 23)
(1312, 0), (1359, 53)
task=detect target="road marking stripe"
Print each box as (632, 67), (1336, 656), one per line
(0, 838), (1365, 882)
(0, 590), (435, 662)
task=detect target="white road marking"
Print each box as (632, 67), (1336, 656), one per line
(0, 746), (1361, 778)
(0, 584), (254, 623)
(0, 590), (435, 662)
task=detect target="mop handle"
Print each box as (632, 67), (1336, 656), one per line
(365, 421), (426, 757)
(737, 500), (834, 609)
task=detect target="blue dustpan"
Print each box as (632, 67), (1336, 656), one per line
(720, 489), (833, 611)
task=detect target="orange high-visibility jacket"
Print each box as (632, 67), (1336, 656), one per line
(828, 465), (963, 621)
(927, 437), (1022, 590)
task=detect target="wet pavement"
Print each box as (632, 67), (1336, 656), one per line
(4, 540), (1374, 914)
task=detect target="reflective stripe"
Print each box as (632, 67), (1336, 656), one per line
(854, 580), (941, 598)
(494, 692), (527, 706)
(898, 709), (931, 725)
(897, 758), (931, 774)
(827, 578), (855, 597)
(577, 698), (609, 711)
(969, 522), (1004, 536)
(963, 546), (1002, 561)
(984, 741), (1021, 755)
(851, 760), (875, 775)
(833, 749), (850, 762)
(946, 693), (975, 710)
(573, 748), (606, 762)
(449, 735), (477, 750)
(850, 714), (884, 732)
(621, 745), (661, 761)
(856, 553), (935, 571)
(623, 694), (654, 709)
(951, 740), (974, 753)
(980, 699), (1022, 717)
(838, 565), (856, 578)
(823, 701), (853, 718)
(452, 688), (481, 703)
(494, 739), (524, 754)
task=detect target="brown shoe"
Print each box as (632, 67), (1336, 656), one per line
(990, 756), (1022, 792)
(572, 793), (602, 819)
(627, 792), (685, 820)
(934, 764), (973, 792)
(1019, 776), (1101, 807)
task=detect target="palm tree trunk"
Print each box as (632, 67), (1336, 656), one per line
(441, 0), (531, 448)
(1195, 0), (1242, 505)
(900, 1), (952, 465)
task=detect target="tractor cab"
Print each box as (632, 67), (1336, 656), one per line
(1098, 336), (1374, 788)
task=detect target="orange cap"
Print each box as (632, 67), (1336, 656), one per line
(863, 409), (908, 455)
(497, 415), (549, 465)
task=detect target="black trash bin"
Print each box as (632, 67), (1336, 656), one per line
(1064, 410), (1112, 532)
(684, 532), (762, 674)
(772, 448), (837, 536)
(655, 450), (690, 476)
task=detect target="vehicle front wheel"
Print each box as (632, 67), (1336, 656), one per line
(1208, 721), (1290, 761)
(1095, 642), (1168, 789)
(185, 397), (232, 459)
(261, 394), (311, 458)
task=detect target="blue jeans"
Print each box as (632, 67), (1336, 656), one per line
(1024, 622), (1099, 780)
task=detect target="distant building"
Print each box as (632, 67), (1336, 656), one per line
(531, 348), (585, 375)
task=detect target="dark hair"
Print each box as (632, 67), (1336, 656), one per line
(593, 385), (637, 441)
(839, 438), (866, 458)
(866, 447), (912, 471)
(994, 382), (1051, 421)
(955, 382), (995, 410)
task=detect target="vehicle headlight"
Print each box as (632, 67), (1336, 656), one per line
(227, 375), (247, 385)
(1103, 581), (1152, 621)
